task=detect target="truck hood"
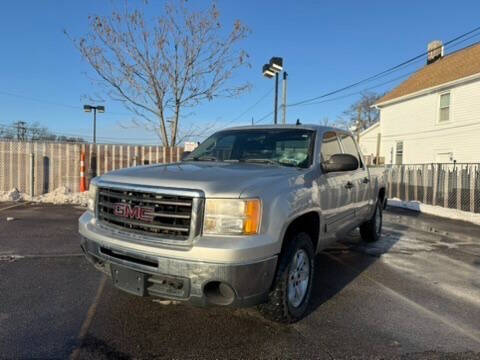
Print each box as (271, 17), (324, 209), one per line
(99, 161), (302, 197)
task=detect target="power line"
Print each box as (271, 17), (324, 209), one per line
(294, 69), (417, 107)
(250, 71), (416, 125)
(226, 89), (273, 126)
(0, 123), (163, 143)
(254, 110), (275, 124)
(287, 25), (480, 108)
(0, 90), (131, 116)
(215, 88), (274, 131)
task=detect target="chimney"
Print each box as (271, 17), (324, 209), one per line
(427, 40), (444, 64)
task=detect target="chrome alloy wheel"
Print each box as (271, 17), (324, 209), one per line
(287, 249), (310, 308)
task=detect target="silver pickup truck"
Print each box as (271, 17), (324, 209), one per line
(79, 125), (386, 323)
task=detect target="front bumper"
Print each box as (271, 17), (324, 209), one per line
(79, 213), (278, 307)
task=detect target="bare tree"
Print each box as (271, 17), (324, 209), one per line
(342, 91), (383, 131)
(320, 117), (330, 126)
(0, 121), (85, 142)
(0, 124), (14, 139)
(28, 122), (51, 141)
(68, 0), (250, 147)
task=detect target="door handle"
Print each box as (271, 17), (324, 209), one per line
(362, 177), (370, 184)
(345, 181), (354, 189)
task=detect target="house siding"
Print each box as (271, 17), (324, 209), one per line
(380, 77), (480, 164)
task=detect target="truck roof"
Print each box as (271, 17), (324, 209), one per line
(225, 124), (349, 134)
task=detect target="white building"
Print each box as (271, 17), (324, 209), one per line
(358, 122), (380, 162)
(370, 41), (480, 164)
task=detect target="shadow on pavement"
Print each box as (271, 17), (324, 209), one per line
(81, 334), (132, 360)
(306, 215), (407, 317)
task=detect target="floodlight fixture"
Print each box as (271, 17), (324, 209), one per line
(269, 57), (283, 72)
(262, 64), (275, 78)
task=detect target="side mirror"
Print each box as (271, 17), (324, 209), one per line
(181, 151), (192, 161)
(323, 153), (358, 173)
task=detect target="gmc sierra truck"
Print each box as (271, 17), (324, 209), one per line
(79, 125), (386, 323)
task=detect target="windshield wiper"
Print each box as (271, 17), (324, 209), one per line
(192, 155), (218, 162)
(241, 158), (278, 165)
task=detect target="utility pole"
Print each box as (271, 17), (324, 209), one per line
(274, 72), (279, 125)
(282, 72), (288, 124)
(375, 133), (382, 165)
(14, 121), (27, 141)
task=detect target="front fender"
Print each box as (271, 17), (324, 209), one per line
(240, 168), (322, 255)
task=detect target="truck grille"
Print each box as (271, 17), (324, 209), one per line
(97, 187), (193, 240)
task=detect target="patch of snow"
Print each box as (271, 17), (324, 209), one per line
(32, 186), (88, 206)
(353, 232), (435, 257)
(0, 254), (24, 262)
(382, 251), (480, 307)
(152, 299), (180, 305)
(0, 187), (87, 206)
(0, 188), (29, 202)
(388, 198), (480, 226)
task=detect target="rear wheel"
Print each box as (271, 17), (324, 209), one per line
(258, 232), (315, 323)
(360, 200), (382, 243)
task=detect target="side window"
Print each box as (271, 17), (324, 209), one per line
(395, 141), (404, 165)
(339, 133), (361, 169)
(439, 92), (450, 122)
(320, 132), (342, 162)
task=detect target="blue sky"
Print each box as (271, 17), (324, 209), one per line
(1, 0), (479, 144)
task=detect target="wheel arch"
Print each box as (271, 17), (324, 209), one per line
(280, 211), (321, 256)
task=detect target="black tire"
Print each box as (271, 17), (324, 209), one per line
(258, 232), (315, 323)
(360, 200), (383, 243)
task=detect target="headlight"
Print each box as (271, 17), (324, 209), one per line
(203, 199), (261, 235)
(87, 183), (98, 212)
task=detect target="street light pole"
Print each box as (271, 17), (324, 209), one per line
(83, 104), (105, 179)
(262, 57), (284, 125)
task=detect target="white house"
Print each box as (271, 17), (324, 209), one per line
(370, 41), (480, 164)
(358, 122), (380, 162)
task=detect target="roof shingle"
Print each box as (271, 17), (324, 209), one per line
(376, 43), (480, 105)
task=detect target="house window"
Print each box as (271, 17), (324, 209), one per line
(439, 93), (450, 122)
(395, 141), (403, 164)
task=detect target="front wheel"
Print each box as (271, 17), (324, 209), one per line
(360, 200), (383, 243)
(258, 232), (315, 323)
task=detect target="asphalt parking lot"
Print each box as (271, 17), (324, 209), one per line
(1, 202), (480, 359)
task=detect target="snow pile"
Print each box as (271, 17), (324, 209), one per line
(388, 198), (480, 226)
(0, 188), (29, 202)
(0, 187), (87, 206)
(32, 186), (88, 206)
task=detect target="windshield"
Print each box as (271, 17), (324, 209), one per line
(184, 129), (315, 168)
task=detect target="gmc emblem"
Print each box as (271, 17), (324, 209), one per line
(113, 203), (154, 222)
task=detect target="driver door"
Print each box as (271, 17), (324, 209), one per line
(319, 131), (356, 238)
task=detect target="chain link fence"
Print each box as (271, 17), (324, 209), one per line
(385, 163), (480, 214)
(0, 140), (183, 196)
